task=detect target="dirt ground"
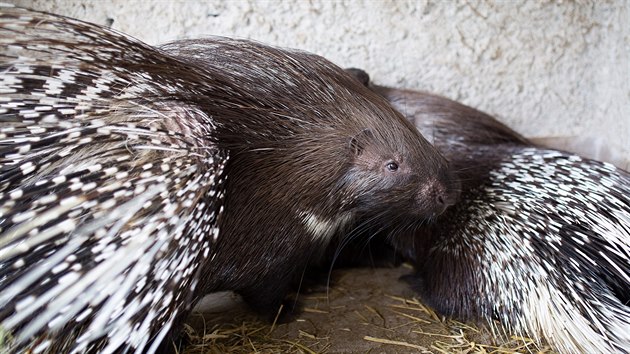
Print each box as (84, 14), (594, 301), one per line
(181, 266), (555, 354)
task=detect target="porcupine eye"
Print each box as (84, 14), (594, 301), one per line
(386, 161), (399, 172)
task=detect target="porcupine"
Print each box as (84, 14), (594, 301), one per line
(345, 69), (630, 353)
(0, 6), (458, 354)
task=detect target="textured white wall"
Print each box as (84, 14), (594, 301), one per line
(11, 0), (630, 168)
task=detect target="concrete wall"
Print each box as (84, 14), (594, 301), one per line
(11, 0), (630, 169)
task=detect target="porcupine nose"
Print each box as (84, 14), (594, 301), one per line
(422, 172), (460, 216)
(436, 194), (447, 210)
(431, 184), (452, 215)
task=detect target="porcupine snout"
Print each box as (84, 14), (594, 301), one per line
(420, 171), (460, 217)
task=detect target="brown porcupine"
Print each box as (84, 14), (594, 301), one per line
(159, 40), (458, 317)
(0, 6), (457, 354)
(347, 69), (630, 354)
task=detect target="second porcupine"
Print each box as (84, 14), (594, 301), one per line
(347, 69), (630, 353)
(0, 6), (457, 354)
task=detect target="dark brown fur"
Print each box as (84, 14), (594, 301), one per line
(161, 41), (458, 317)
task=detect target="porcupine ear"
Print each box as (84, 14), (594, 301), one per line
(349, 128), (375, 157)
(344, 68), (371, 87)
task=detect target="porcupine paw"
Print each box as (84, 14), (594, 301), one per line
(293, 266), (339, 294)
(240, 284), (303, 323)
